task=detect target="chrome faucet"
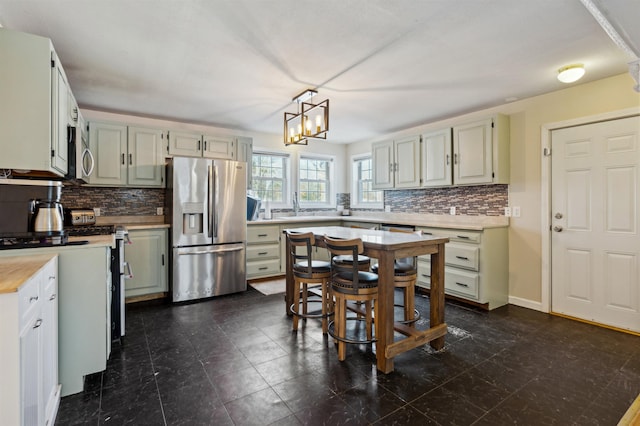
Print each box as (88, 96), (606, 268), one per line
(292, 192), (299, 216)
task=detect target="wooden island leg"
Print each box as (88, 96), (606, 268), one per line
(376, 250), (396, 373)
(284, 234), (294, 316)
(430, 242), (446, 350)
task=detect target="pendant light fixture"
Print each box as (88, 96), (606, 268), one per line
(284, 89), (329, 146)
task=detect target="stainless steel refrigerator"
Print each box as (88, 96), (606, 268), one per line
(167, 157), (247, 302)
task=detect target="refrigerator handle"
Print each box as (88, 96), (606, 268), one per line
(207, 164), (213, 239)
(213, 164), (219, 238)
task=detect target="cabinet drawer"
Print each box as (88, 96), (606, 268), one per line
(419, 227), (481, 244)
(446, 268), (479, 300)
(19, 275), (41, 324)
(416, 261), (479, 300)
(247, 244), (280, 261)
(446, 242), (479, 271)
(247, 259), (280, 277)
(247, 226), (280, 244)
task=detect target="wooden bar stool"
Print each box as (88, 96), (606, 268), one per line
(371, 229), (421, 324)
(286, 231), (333, 334)
(324, 235), (379, 361)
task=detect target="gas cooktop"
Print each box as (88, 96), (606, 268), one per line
(64, 225), (116, 237)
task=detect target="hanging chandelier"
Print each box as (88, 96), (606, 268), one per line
(284, 89), (329, 146)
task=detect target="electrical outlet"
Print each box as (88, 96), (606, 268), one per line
(94, 208), (100, 217)
(504, 207), (512, 217)
(157, 207), (164, 215)
(385, 206), (391, 213)
(449, 206), (456, 215)
(513, 206), (521, 217)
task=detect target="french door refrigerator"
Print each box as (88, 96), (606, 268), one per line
(168, 157), (247, 302)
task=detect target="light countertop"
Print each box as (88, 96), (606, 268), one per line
(0, 254), (57, 294)
(249, 213), (509, 230)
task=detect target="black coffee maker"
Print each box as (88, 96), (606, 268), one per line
(0, 179), (65, 240)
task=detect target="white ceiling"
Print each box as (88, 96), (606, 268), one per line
(1, 0), (638, 144)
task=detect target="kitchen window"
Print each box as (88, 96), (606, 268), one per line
(298, 155), (334, 206)
(251, 151), (290, 206)
(352, 155), (383, 208)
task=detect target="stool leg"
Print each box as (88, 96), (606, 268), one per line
(365, 300), (373, 341)
(292, 280), (300, 331)
(337, 297), (347, 361)
(405, 283), (415, 324)
(321, 280), (328, 334)
(302, 283), (308, 317)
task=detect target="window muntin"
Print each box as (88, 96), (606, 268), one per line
(299, 156), (332, 205)
(353, 156), (383, 207)
(251, 152), (289, 205)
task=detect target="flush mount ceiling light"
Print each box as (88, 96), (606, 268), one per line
(284, 89), (329, 146)
(557, 64), (586, 83)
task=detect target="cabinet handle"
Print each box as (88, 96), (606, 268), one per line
(389, 163), (393, 173)
(162, 254), (165, 266)
(454, 153), (458, 164)
(258, 252), (268, 255)
(49, 294), (56, 301)
(259, 267), (268, 270)
(423, 232), (433, 236)
(30, 296), (39, 303)
(121, 153), (125, 165)
(129, 153), (133, 165)
(204, 140), (207, 151)
(455, 256), (469, 260)
(33, 319), (43, 329)
(455, 282), (469, 288)
(457, 235), (470, 239)
(198, 140), (201, 151)
(446, 154), (450, 165)
(258, 234), (268, 237)
(421, 274), (431, 278)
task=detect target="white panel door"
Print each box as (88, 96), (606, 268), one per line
(394, 136), (421, 188)
(453, 118), (493, 185)
(551, 116), (640, 332)
(372, 140), (394, 189)
(128, 126), (165, 187)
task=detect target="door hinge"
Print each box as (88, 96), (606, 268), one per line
(51, 59), (55, 68)
(51, 149), (55, 157)
(491, 120), (495, 128)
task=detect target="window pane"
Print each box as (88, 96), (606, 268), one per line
(252, 153), (288, 203)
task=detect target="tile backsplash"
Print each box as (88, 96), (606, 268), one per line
(62, 184), (508, 218)
(62, 186), (164, 216)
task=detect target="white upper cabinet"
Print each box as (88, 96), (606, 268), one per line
(422, 128), (453, 187)
(168, 131), (236, 160)
(0, 29), (71, 176)
(203, 134), (235, 159)
(235, 136), (253, 189)
(88, 122), (165, 187)
(372, 136), (421, 189)
(453, 114), (510, 185)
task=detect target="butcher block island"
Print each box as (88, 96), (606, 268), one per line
(0, 254), (60, 426)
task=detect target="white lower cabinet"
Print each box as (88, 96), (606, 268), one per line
(247, 225), (281, 279)
(416, 226), (508, 309)
(124, 228), (168, 298)
(0, 255), (60, 426)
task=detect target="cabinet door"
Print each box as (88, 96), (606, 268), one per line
(203, 134), (235, 159)
(372, 140), (394, 189)
(394, 136), (421, 188)
(236, 137), (253, 189)
(41, 260), (59, 425)
(51, 55), (69, 175)
(453, 118), (493, 185)
(422, 128), (453, 187)
(168, 131), (202, 157)
(88, 122), (127, 185)
(128, 126), (166, 187)
(21, 314), (42, 426)
(124, 229), (168, 298)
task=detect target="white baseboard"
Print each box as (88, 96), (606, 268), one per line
(509, 296), (545, 312)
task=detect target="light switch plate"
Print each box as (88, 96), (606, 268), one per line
(94, 208), (101, 217)
(504, 207), (512, 217)
(449, 206), (456, 215)
(513, 206), (521, 217)
(157, 207), (163, 215)
(385, 206), (391, 213)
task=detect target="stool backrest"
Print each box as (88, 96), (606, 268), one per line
(286, 231), (316, 276)
(324, 235), (365, 288)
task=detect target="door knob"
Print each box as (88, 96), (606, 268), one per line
(553, 226), (563, 232)
(555, 213), (563, 219)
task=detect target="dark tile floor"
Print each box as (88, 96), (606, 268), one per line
(55, 288), (640, 425)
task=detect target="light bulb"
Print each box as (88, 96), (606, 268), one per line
(316, 115), (322, 133)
